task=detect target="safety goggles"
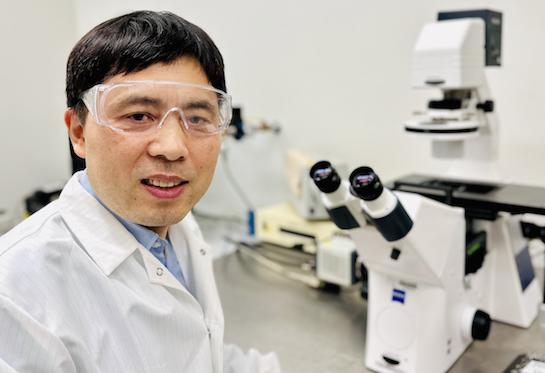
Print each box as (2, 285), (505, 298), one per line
(81, 81), (232, 135)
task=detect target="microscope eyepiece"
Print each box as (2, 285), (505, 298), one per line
(310, 161), (341, 193)
(350, 167), (384, 201)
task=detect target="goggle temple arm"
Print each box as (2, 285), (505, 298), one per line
(80, 86), (101, 124)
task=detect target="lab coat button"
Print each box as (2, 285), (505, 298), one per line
(200, 248), (206, 255)
(156, 268), (163, 276)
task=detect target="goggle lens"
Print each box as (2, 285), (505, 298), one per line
(83, 81), (232, 135)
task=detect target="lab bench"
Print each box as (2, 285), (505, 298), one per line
(213, 249), (545, 373)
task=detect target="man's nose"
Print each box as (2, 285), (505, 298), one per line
(148, 109), (189, 161)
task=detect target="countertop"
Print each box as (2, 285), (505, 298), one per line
(214, 248), (545, 373)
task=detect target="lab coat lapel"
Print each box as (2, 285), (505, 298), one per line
(169, 215), (223, 322)
(170, 215), (224, 373)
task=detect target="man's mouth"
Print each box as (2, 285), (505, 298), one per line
(142, 179), (187, 189)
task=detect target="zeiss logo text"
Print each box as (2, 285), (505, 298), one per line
(392, 289), (405, 304)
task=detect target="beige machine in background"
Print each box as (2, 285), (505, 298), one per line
(255, 149), (348, 253)
(255, 201), (342, 254)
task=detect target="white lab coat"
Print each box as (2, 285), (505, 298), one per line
(0, 172), (281, 373)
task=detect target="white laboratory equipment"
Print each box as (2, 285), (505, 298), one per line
(311, 163), (495, 373)
(311, 161), (545, 373)
(404, 10), (502, 182)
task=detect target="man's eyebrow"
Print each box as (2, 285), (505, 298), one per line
(183, 100), (216, 111)
(112, 95), (163, 107)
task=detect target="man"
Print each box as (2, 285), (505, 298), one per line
(0, 10), (281, 373)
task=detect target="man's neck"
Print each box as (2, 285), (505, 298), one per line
(146, 225), (169, 239)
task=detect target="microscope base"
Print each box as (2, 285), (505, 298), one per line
(364, 272), (474, 373)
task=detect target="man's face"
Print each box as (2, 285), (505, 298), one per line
(69, 57), (222, 237)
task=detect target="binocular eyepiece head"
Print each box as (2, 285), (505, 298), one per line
(350, 167), (383, 201)
(310, 162), (385, 201)
(310, 161), (341, 193)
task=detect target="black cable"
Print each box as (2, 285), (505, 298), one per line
(221, 151), (254, 210)
(237, 241), (315, 268)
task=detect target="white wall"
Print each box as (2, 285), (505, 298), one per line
(2, 0), (545, 224)
(71, 0), (545, 221)
(0, 0), (76, 220)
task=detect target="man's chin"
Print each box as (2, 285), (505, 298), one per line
(134, 212), (189, 233)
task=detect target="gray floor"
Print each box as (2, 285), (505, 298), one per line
(214, 249), (545, 373)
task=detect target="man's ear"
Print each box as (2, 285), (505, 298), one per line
(65, 109), (86, 159)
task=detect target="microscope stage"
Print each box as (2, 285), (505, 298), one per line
(390, 174), (545, 219)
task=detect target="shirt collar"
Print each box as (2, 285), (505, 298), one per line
(79, 170), (161, 251)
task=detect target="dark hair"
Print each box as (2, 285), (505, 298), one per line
(66, 10), (226, 122)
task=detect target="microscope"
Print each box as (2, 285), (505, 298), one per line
(309, 10), (545, 373)
(311, 162), (492, 373)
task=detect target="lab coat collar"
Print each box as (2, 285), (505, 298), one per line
(57, 173), (221, 310)
(58, 172), (140, 276)
(68, 172), (189, 294)
(79, 171), (160, 251)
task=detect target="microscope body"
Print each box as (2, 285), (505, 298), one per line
(311, 163), (491, 373)
(355, 192), (484, 373)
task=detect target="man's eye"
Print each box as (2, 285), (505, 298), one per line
(188, 116), (206, 124)
(129, 113), (151, 122)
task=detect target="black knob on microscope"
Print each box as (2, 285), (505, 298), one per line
(472, 310), (491, 340)
(477, 100), (494, 112)
(310, 161), (341, 194)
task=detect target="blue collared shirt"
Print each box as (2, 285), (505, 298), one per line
(79, 171), (189, 289)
